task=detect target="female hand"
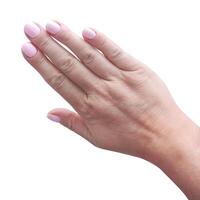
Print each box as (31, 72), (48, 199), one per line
(21, 21), (197, 159)
(22, 21), (200, 199)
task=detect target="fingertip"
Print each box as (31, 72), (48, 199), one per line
(24, 22), (41, 38)
(47, 113), (61, 123)
(46, 20), (61, 35)
(48, 108), (72, 117)
(47, 108), (73, 124)
(21, 42), (38, 58)
(82, 27), (96, 39)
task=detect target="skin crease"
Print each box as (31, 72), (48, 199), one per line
(22, 21), (200, 200)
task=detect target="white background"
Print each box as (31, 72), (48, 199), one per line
(0, 0), (199, 199)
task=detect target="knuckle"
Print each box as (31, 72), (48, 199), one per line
(92, 81), (111, 98)
(34, 55), (46, 65)
(59, 57), (75, 75)
(109, 47), (122, 60)
(48, 73), (65, 90)
(77, 94), (96, 120)
(99, 36), (107, 47)
(65, 114), (76, 131)
(82, 51), (96, 65)
(59, 31), (71, 43)
(77, 96), (90, 115)
(39, 37), (51, 50)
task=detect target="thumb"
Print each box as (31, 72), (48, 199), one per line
(47, 108), (91, 141)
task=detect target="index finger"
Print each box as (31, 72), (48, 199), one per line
(21, 42), (85, 110)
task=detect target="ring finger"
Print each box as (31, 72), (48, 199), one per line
(21, 43), (85, 110)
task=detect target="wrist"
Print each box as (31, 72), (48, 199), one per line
(146, 109), (200, 199)
(149, 110), (200, 165)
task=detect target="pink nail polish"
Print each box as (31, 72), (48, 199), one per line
(21, 43), (37, 57)
(82, 27), (96, 39)
(47, 114), (60, 123)
(24, 23), (40, 38)
(46, 21), (61, 34)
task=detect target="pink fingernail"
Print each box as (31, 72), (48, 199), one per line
(21, 43), (37, 57)
(82, 27), (96, 39)
(46, 21), (61, 34)
(24, 23), (40, 38)
(47, 114), (61, 123)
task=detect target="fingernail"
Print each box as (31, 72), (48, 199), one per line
(47, 114), (61, 123)
(21, 43), (37, 57)
(82, 27), (96, 39)
(46, 21), (61, 34)
(24, 23), (40, 38)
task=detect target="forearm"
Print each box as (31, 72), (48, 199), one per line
(162, 148), (200, 200)
(148, 111), (200, 200)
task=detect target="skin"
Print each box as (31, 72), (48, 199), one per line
(22, 21), (200, 200)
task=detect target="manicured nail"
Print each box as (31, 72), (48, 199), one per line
(46, 21), (61, 34)
(82, 27), (96, 39)
(47, 114), (61, 123)
(21, 43), (37, 57)
(24, 23), (40, 38)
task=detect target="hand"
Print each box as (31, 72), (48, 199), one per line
(22, 21), (195, 160)
(22, 21), (200, 199)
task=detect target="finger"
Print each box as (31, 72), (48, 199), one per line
(47, 108), (93, 142)
(24, 22), (99, 92)
(21, 42), (85, 109)
(82, 27), (144, 71)
(46, 21), (121, 80)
